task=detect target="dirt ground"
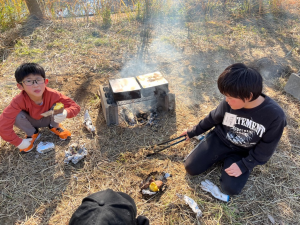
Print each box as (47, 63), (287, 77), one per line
(0, 7), (300, 225)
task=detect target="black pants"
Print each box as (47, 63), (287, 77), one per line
(184, 130), (251, 195)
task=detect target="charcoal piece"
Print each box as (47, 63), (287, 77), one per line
(103, 87), (110, 92)
(105, 92), (112, 98)
(136, 110), (149, 119)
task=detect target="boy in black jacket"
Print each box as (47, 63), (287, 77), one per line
(181, 63), (286, 195)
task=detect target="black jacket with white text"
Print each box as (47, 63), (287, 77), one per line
(187, 94), (287, 173)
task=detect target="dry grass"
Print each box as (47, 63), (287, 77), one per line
(1, 5), (300, 225)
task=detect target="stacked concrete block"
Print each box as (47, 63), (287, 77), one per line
(284, 73), (300, 101)
(136, 72), (169, 97)
(99, 72), (175, 126)
(99, 85), (119, 126)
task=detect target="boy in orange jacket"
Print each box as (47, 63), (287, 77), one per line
(0, 63), (81, 153)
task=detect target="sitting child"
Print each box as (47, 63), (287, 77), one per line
(181, 63), (286, 196)
(0, 63), (80, 153)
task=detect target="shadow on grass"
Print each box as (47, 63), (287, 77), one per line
(0, 131), (73, 224)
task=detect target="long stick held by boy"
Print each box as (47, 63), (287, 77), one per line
(0, 63), (81, 153)
(181, 63), (286, 196)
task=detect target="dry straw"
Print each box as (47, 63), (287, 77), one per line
(0, 0), (300, 224)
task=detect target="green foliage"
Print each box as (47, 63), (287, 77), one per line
(269, 0), (285, 15)
(221, 204), (243, 223)
(54, 28), (66, 33)
(94, 38), (110, 47)
(91, 30), (101, 38)
(117, 153), (126, 163)
(0, 0), (27, 31)
(102, 4), (112, 28)
(15, 41), (44, 56)
(136, 1), (144, 21)
(46, 39), (64, 49)
(0, 0), (291, 32)
(160, 36), (175, 45)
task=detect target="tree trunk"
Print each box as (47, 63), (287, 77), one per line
(24, 0), (44, 19)
(259, 0), (263, 14)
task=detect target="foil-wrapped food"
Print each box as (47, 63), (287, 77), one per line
(64, 143), (88, 164)
(83, 110), (95, 133)
(140, 172), (170, 196)
(36, 142), (55, 153)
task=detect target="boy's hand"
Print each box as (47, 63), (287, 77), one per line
(17, 138), (32, 150)
(225, 163), (242, 177)
(54, 109), (68, 123)
(180, 129), (190, 141)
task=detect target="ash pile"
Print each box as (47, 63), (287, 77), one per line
(121, 106), (159, 126)
(99, 72), (175, 126)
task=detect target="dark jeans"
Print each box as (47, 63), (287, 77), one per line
(184, 130), (251, 195)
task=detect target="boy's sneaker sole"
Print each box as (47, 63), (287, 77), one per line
(50, 130), (70, 140)
(50, 125), (71, 140)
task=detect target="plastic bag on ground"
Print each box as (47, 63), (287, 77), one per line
(177, 194), (202, 218)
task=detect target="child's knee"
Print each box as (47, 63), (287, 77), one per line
(184, 162), (201, 176)
(220, 181), (242, 196)
(15, 111), (27, 122)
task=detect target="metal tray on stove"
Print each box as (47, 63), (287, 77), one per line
(109, 77), (141, 101)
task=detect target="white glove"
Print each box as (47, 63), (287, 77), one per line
(201, 179), (230, 202)
(17, 138), (32, 150)
(54, 109), (68, 123)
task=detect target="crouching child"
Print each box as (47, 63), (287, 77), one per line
(181, 63), (286, 196)
(0, 63), (80, 153)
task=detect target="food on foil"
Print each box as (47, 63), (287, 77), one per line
(142, 189), (156, 195)
(154, 180), (163, 189)
(36, 142), (55, 153)
(53, 102), (64, 114)
(83, 110), (95, 133)
(64, 143), (87, 164)
(140, 171), (170, 196)
(140, 178), (154, 189)
(177, 194), (202, 218)
(41, 102), (64, 117)
(149, 182), (159, 192)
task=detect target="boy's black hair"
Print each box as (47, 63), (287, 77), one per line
(217, 63), (262, 102)
(15, 63), (45, 84)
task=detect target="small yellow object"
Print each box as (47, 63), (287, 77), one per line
(149, 182), (159, 192)
(54, 102), (64, 110)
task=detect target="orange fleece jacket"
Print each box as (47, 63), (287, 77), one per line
(0, 87), (80, 147)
